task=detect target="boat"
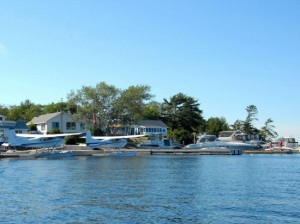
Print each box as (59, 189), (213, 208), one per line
(263, 137), (299, 152)
(184, 134), (259, 150)
(218, 130), (261, 143)
(137, 134), (181, 149)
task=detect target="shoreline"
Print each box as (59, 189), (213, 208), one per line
(1, 145), (299, 158)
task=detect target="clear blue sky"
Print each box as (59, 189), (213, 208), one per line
(1, 0), (299, 140)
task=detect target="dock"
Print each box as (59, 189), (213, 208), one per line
(149, 149), (238, 155)
(0, 146), (298, 159)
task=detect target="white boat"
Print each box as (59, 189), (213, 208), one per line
(218, 130), (260, 143)
(137, 134), (181, 149)
(185, 134), (259, 150)
(263, 137), (299, 152)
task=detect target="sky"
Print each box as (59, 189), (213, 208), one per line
(1, 0), (300, 140)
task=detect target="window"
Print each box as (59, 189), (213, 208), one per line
(67, 122), (76, 130)
(52, 122), (59, 129)
(41, 124), (45, 131)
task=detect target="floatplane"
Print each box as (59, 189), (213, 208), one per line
(1, 129), (82, 158)
(85, 130), (145, 157)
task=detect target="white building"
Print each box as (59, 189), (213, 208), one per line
(28, 112), (85, 134)
(131, 120), (168, 137)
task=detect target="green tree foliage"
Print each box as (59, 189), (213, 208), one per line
(49, 128), (60, 134)
(44, 101), (69, 114)
(260, 118), (278, 141)
(28, 123), (37, 131)
(231, 119), (243, 131)
(243, 105), (259, 134)
(7, 99), (43, 122)
(64, 135), (82, 145)
(167, 128), (190, 145)
(140, 101), (161, 120)
(0, 105), (10, 117)
(161, 93), (205, 143)
(112, 85), (153, 132)
(67, 82), (120, 134)
(205, 117), (230, 136)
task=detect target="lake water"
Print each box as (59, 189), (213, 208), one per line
(0, 154), (299, 223)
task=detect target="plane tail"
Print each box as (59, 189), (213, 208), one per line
(85, 130), (101, 147)
(5, 129), (23, 147)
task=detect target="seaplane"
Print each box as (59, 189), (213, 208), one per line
(1, 129), (83, 158)
(85, 130), (145, 149)
(85, 131), (145, 157)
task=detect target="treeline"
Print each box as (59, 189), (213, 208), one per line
(0, 82), (277, 144)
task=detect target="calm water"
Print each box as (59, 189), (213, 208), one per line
(0, 154), (300, 224)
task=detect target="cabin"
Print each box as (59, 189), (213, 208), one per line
(0, 114), (29, 143)
(130, 120), (168, 137)
(28, 112), (85, 134)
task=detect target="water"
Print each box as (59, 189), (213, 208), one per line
(1, 154), (300, 224)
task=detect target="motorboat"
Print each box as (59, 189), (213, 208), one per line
(263, 137), (299, 152)
(185, 134), (259, 150)
(218, 130), (260, 143)
(137, 134), (181, 149)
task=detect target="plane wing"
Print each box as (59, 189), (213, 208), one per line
(84, 134), (146, 140)
(16, 132), (83, 138)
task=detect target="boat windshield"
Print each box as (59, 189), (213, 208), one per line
(219, 131), (244, 138)
(197, 135), (217, 143)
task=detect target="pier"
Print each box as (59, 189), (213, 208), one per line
(1, 145), (299, 159)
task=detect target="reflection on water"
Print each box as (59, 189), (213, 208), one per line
(0, 154), (300, 223)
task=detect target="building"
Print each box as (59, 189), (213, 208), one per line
(0, 114), (29, 143)
(131, 120), (168, 137)
(28, 112), (85, 134)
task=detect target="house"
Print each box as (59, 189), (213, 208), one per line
(0, 114), (29, 143)
(28, 112), (85, 134)
(131, 120), (168, 137)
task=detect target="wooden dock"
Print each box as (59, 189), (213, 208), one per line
(0, 146), (298, 159)
(149, 149), (235, 155)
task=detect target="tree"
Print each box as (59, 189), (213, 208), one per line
(260, 118), (278, 141)
(0, 105), (9, 117)
(243, 105), (259, 134)
(161, 93), (205, 143)
(67, 82), (121, 134)
(44, 101), (69, 114)
(112, 85), (153, 134)
(140, 101), (161, 120)
(231, 119), (243, 131)
(7, 99), (43, 122)
(205, 117), (230, 136)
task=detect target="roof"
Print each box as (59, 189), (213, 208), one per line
(137, 120), (168, 128)
(30, 112), (63, 124)
(15, 120), (29, 129)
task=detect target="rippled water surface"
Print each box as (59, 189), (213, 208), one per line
(1, 154), (300, 223)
